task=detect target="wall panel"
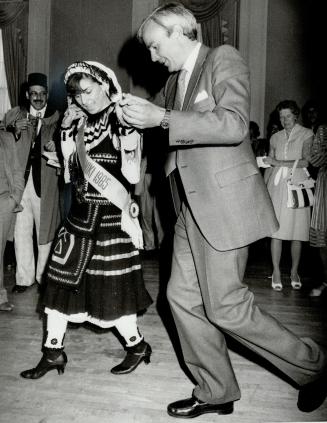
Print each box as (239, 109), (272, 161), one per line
(49, 0), (133, 110)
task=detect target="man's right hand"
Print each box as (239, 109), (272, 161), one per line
(119, 94), (165, 130)
(13, 117), (32, 136)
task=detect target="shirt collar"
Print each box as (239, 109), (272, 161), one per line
(29, 105), (47, 118)
(182, 42), (201, 76)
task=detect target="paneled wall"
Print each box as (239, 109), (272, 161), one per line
(26, 0), (325, 131)
(131, 0), (159, 97)
(239, 0), (268, 137)
(48, 0), (133, 110)
(27, 0), (51, 77)
(265, 0), (325, 133)
(265, 0), (307, 131)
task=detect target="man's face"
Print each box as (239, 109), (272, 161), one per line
(142, 20), (182, 72)
(26, 85), (48, 110)
(307, 107), (318, 124)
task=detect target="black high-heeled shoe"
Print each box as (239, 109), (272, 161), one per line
(20, 348), (67, 379)
(111, 340), (152, 375)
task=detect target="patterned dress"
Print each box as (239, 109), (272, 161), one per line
(43, 106), (152, 326)
(265, 124), (313, 241)
(310, 125), (327, 247)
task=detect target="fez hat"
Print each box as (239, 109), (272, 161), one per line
(27, 72), (48, 88)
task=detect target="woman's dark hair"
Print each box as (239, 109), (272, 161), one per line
(249, 121), (260, 139)
(276, 100), (300, 118)
(65, 73), (98, 96)
(301, 99), (321, 131)
(266, 109), (282, 139)
(66, 72), (118, 99)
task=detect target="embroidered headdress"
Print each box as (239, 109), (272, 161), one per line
(64, 61), (122, 102)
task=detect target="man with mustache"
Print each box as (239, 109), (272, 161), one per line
(3, 73), (61, 293)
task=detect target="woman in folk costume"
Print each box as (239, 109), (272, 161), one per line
(21, 61), (152, 379)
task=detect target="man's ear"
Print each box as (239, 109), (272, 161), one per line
(25, 91), (30, 101)
(171, 24), (183, 39)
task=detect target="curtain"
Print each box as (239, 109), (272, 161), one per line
(160, 0), (233, 48)
(201, 14), (222, 47)
(0, 31), (11, 119)
(0, 0), (27, 107)
(178, 0), (228, 23)
(0, 1), (26, 27)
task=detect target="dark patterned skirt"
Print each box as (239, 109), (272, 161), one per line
(43, 214), (152, 323)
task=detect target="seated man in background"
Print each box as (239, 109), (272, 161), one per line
(2, 72), (61, 293)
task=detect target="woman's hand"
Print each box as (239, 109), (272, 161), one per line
(263, 156), (275, 166)
(62, 104), (87, 128)
(115, 102), (130, 127)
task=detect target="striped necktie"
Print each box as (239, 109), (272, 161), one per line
(174, 69), (188, 110)
(164, 69), (188, 177)
(36, 112), (42, 134)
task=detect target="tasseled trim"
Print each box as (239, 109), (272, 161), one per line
(121, 211), (143, 249)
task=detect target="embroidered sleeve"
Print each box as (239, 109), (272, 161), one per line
(111, 103), (142, 184)
(61, 125), (76, 183)
(120, 129), (142, 184)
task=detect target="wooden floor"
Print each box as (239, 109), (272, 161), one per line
(1, 240), (327, 423)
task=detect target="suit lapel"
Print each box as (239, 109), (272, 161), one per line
(183, 45), (210, 111)
(164, 45), (210, 110)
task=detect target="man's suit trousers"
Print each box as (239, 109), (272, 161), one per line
(14, 173), (52, 286)
(167, 201), (326, 404)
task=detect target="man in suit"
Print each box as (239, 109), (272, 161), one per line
(3, 73), (61, 293)
(119, 3), (327, 418)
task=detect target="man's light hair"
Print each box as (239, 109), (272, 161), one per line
(137, 2), (197, 42)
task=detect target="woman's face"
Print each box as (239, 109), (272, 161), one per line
(74, 75), (109, 114)
(279, 108), (297, 132)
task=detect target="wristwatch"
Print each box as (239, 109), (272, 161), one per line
(160, 109), (171, 129)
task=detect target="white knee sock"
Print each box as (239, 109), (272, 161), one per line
(44, 310), (68, 349)
(115, 314), (143, 347)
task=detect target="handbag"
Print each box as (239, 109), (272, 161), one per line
(286, 160), (315, 209)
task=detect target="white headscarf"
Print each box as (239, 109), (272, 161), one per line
(64, 60), (122, 102)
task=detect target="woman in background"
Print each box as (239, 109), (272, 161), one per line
(264, 100), (313, 291)
(20, 61), (152, 379)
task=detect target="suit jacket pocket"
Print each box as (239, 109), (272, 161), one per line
(191, 97), (216, 112)
(215, 161), (259, 187)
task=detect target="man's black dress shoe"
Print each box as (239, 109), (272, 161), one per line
(167, 396), (234, 418)
(11, 285), (28, 293)
(298, 372), (327, 412)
